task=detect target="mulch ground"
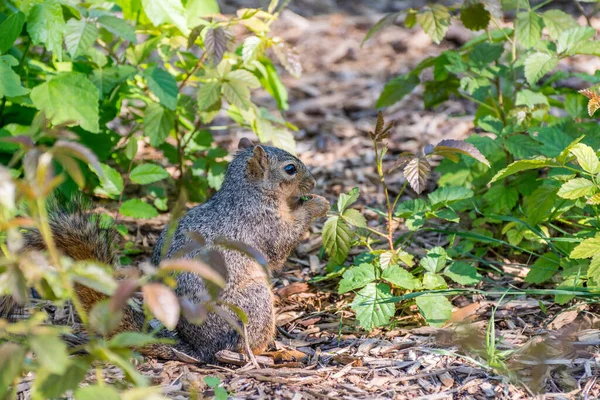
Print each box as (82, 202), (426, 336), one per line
(15, 5), (600, 400)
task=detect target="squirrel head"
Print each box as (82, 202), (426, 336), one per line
(232, 138), (316, 201)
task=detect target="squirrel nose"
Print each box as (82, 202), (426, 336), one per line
(305, 172), (316, 191)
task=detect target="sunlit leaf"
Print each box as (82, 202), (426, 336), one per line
(403, 157), (431, 194)
(142, 283), (180, 330)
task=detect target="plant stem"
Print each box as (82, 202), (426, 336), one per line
(372, 138), (395, 251)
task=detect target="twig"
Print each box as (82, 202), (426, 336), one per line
(243, 324), (260, 369)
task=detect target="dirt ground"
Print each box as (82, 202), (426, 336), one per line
(15, 3), (600, 400)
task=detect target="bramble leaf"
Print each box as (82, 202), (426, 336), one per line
(144, 103), (175, 147)
(557, 178), (595, 200)
(571, 237), (600, 259)
(65, 19), (99, 58)
(525, 253), (559, 284)
(490, 158), (555, 183)
(130, 164), (170, 185)
(403, 157), (431, 194)
(417, 4), (451, 44)
(338, 263), (376, 293)
(415, 294), (452, 327)
(460, 2), (490, 31)
(515, 11), (543, 49)
(119, 199), (159, 218)
(351, 283), (395, 330)
(524, 52), (557, 85)
(433, 139), (490, 167)
(323, 216), (352, 265)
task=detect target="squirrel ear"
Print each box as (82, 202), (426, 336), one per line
(247, 145), (269, 180)
(238, 137), (254, 149)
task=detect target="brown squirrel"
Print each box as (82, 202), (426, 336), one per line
(5, 139), (329, 363)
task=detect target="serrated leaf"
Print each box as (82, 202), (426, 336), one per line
(142, 0), (189, 35)
(588, 255), (600, 285)
(338, 263), (376, 293)
(415, 294), (452, 327)
(119, 199), (158, 219)
(394, 198), (428, 218)
(90, 65), (136, 99)
(444, 262), (482, 285)
(144, 103), (174, 147)
(542, 10), (579, 40)
(433, 139), (490, 167)
(524, 253), (559, 284)
(557, 26), (595, 55)
(403, 157), (430, 194)
(352, 283), (395, 330)
(130, 164), (170, 185)
(30, 72), (99, 132)
(223, 80), (252, 110)
(65, 19), (99, 58)
(419, 246), (448, 273)
(428, 186), (473, 207)
(571, 237), (600, 259)
(460, 2), (490, 31)
(0, 55), (30, 99)
(93, 163), (123, 198)
(337, 187), (360, 212)
(144, 66), (178, 110)
(526, 185), (558, 225)
(570, 143), (600, 174)
(587, 193), (600, 205)
(205, 27), (232, 65)
(515, 11), (543, 49)
(272, 42), (302, 78)
(242, 36), (263, 64)
(490, 158), (555, 183)
(557, 178), (595, 200)
(98, 15), (137, 43)
(323, 216), (352, 265)
(376, 73), (419, 108)
(524, 52), (557, 85)
(381, 264), (416, 289)
(142, 283), (180, 330)
(342, 208), (367, 228)
(482, 184), (519, 213)
(423, 272), (447, 289)
(197, 81), (222, 111)
(27, 1), (66, 59)
(0, 11), (25, 54)
(228, 69), (261, 88)
(417, 4), (451, 44)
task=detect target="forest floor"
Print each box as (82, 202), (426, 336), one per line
(16, 4), (600, 400)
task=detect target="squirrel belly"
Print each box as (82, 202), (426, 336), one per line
(3, 140), (329, 363)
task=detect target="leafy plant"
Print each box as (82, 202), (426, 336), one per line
(321, 113), (488, 329)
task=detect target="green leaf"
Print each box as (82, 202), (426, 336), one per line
(381, 264), (417, 289)
(460, 2), (490, 31)
(515, 11), (543, 49)
(342, 208), (367, 228)
(469, 42), (503, 67)
(323, 216), (352, 265)
(557, 26), (595, 54)
(0, 11), (25, 54)
(542, 10), (579, 40)
(228, 69), (261, 88)
(27, 0), (66, 59)
(255, 57), (289, 111)
(377, 73), (419, 108)
(444, 262), (482, 285)
(30, 72), (100, 133)
(337, 187), (360, 212)
(119, 199), (159, 219)
(108, 332), (161, 348)
(571, 237), (600, 259)
(242, 36), (263, 64)
(98, 15), (137, 43)
(32, 359), (90, 399)
(588, 255), (600, 285)
(395, 198), (428, 218)
(130, 164), (170, 185)
(362, 11), (402, 46)
(557, 178), (595, 200)
(75, 385), (120, 400)
(186, 0), (219, 28)
(415, 294), (452, 327)
(144, 103), (175, 147)
(0, 55), (30, 99)
(197, 81), (222, 111)
(482, 184), (519, 213)
(338, 263), (376, 294)
(223, 80), (251, 110)
(526, 185), (558, 225)
(525, 253), (559, 284)
(144, 66), (178, 110)
(142, 0), (189, 35)
(417, 4), (451, 45)
(89, 65), (136, 99)
(93, 163), (123, 198)
(490, 158), (555, 183)
(422, 272), (447, 289)
(564, 93), (589, 119)
(504, 134), (542, 159)
(0, 343), (25, 399)
(570, 143), (600, 174)
(524, 52), (557, 85)
(428, 186), (473, 207)
(30, 333), (69, 374)
(65, 18), (99, 58)
(533, 126), (575, 158)
(419, 246), (448, 273)
(352, 283), (395, 330)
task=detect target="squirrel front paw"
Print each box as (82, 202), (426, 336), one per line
(303, 194), (330, 218)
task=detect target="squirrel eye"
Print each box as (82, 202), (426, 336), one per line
(283, 164), (297, 176)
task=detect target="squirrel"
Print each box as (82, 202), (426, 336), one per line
(4, 138), (330, 363)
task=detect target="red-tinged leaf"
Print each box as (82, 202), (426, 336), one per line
(51, 140), (104, 179)
(403, 157), (431, 194)
(109, 279), (139, 313)
(142, 283), (180, 330)
(160, 258), (226, 287)
(214, 236), (268, 269)
(361, 11), (402, 46)
(272, 41), (302, 78)
(204, 27), (233, 65)
(0, 135), (34, 149)
(433, 139), (490, 167)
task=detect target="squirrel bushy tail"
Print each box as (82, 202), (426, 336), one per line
(3, 199), (196, 361)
